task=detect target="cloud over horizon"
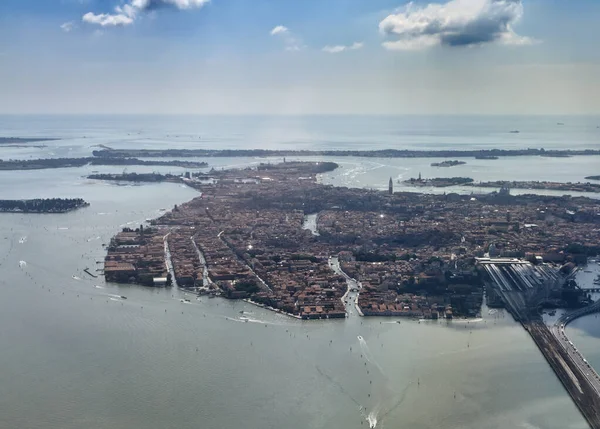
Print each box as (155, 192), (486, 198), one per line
(270, 25), (305, 51)
(322, 42), (364, 53)
(379, 0), (534, 51)
(60, 21), (75, 32)
(82, 0), (209, 27)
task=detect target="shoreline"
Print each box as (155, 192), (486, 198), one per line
(93, 147), (600, 159)
(242, 298), (304, 320)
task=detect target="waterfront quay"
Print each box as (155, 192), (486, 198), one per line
(100, 161), (600, 321)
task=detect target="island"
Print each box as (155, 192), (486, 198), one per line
(92, 147), (600, 159)
(0, 198), (89, 213)
(403, 177), (474, 187)
(0, 157), (208, 171)
(99, 160), (600, 429)
(88, 172), (185, 183)
(430, 160), (466, 167)
(0, 137), (60, 144)
(102, 161), (600, 323)
(585, 175), (600, 181)
(467, 180), (600, 193)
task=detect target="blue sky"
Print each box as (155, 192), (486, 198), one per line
(1, 0), (599, 114)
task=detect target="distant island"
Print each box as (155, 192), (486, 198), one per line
(92, 148), (600, 159)
(0, 157), (208, 171)
(404, 177), (474, 187)
(88, 172), (184, 183)
(585, 176), (600, 181)
(0, 137), (60, 144)
(88, 162), (339, 184)
(402, 177), (600, 193)
(430, 160), (466, 168)
(467, 180), (600, 193)
(0, 198), (89, 213)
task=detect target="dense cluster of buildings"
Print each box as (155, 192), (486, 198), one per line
(102, 161), (600, 320)
(166, 228), (203, 287)
(104, 228), (167, 286)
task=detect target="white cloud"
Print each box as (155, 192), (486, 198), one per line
(60, 21), (75, 32)
(322, 42), (364, 53)
(82, 12), (134, 27)
(270, 25), (289, 36)
(83, 0), (209, 27)
(131, 0), (210, 11)
(379, 0), (535, 51)
(270, 25), (305, 52)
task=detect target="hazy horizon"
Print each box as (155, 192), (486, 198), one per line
(1, 0), (599, 115)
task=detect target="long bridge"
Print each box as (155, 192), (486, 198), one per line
(478, 258), (600, 428)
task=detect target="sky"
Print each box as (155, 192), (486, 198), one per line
(0, 0), (599, 115)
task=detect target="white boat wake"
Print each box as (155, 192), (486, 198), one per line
(357, 335), (385, 375)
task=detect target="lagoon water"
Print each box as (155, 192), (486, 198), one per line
(1, 115), (599, 429)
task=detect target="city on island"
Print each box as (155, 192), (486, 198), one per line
(101, 161), (600, 321)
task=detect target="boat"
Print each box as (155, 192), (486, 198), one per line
(509, 130), (520, 133)
(240, 316), (249, 322)
(120, 296), (127, 300)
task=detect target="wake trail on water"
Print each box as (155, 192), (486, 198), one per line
(357, 335), (385, 375)
(380, 380), (414, 421)
(315, 365), (362, 409)
(355, 335), (414, 428)
(224, 316), (293, 327)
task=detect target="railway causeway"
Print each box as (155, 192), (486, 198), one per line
(479, 258), (600, 429)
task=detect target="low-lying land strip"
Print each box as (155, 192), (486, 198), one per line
(430, 160), (466, 167)
(0, 157), (207, 170)
(403, 177), (474, 187)
(88, 173), (184, 183)
(468, 180), (600, 193)
(404, 177), (600, 193)
(92, 147), (600, 159)
(0, 137), (59, 144)
(0, 198), (89, 213)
